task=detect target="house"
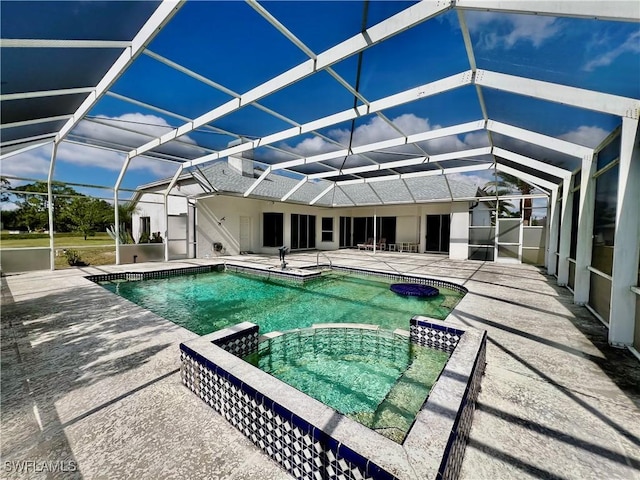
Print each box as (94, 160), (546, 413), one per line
(131, 154), (548, 264)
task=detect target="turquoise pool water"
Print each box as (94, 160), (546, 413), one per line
(103, 270), (463, 335)
(245, 327), (449, 443)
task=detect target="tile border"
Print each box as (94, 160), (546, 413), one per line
(180, 319), (486, 480)
(86, 262), (467, 299)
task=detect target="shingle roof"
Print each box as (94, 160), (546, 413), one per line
(197, 160), (479, 206)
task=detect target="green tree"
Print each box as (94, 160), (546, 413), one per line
(11, 181), (78, 232)
(1, 177), (10, 203)
(67, 197), (112, 240)
(117, 201), (138, 234)
(483, 172), (534, 224)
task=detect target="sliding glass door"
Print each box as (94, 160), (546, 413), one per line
(291, 214), (316, 250)
(425, 214), (450, 253)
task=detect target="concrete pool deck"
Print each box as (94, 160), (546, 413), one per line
(1, 251), (639, 479)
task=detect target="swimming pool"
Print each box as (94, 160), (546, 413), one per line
(246, 326), (450, 443)
(102, 268), (465, 335)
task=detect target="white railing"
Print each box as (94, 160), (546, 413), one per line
(316, 252), (333, 269)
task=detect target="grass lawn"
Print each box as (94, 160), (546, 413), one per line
(1, 232), (115, 248)
(2, 233), (117, 268)
(54, 246), (116, 269)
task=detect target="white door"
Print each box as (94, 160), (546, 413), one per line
(496, 218), (522, 263)
(239, 216), (251, 252)
(167, 214), (188, 260)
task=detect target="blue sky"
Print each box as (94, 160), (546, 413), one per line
(2, 1), (638, 204)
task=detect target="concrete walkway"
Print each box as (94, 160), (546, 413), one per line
(1, 251), (639, 479)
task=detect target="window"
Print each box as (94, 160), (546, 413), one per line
(140, 216), (150, 242)
(352, 217), (396, 245)
(321, 217), (333, 242)
(596, 136), (620, 170)
(263, 213), (283, 247)
(569, 181), (580, 260)
(339, 216), (351, 247)
(591, 164), (619, 276)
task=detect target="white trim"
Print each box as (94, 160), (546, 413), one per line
(0, 115), (73, 130)
(0, 140), (53, 160)
(310, 184), (335, 205)
(477, 70), (639, 117)
(243, 167), (272, 197)
(495, 163), (557, 190)
(455, 0), (640, 22)
(47, 143), (58, 271)
(627, 346), (640, 363)
(281, 178), (307, 202)
(0, 87), (95, 102)
(487, 120), (593, 158)
(56, 0), (185, 143)
(0, 132), (57, 148)
(304, 145), (489, 179)
(0, 39), (131, 48)
(179, 71), (473, 169)
(336, 163), (493, 185)
(130, 1), (453, 160)
(585, 304), (610, 329)
(587, 265), (613, 282)
(493, 147), (571, 180)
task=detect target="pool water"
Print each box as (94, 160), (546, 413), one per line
(245, 328), (450, 443)
(103, 270), (463, 335)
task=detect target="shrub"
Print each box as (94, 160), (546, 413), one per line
(65, 249), (88, 266)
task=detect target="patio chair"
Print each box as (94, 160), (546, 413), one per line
(358, 238), (374, 250)
(375, 238), (387, 251)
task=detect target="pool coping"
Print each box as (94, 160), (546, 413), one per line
(87, 262), (482, 478)
(180, 319), (486, 480)
(86, 262), (468, 296)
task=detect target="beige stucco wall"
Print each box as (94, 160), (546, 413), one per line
(195, 195), (470, 258)
(0, 248), (50, 273)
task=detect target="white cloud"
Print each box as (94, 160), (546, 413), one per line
(583, 31), (640, 71)
(57, 142), (125, 171)
(74, 113), (204, 159)
(558, 125), (609, 148)
(1, 113), (186, 184)
(447, 170), (494, 188)
(0, 201), (19, 212)
(284, 136), (340, 157)
(463, 131), (491, 148)
(276, 114), (488, 165)
(0, 147), (52, 179)
(464, 12), (561, 50)
(128, 156), (179, 178)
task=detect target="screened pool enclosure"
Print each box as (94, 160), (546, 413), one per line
(0, 1), (639, 349)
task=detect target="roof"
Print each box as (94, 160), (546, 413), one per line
(196, 160), (479, 206)
(1, 1), (638, 205)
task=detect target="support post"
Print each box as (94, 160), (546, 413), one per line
(163, 165), (183, 263)
(546, 187), (560, 276)
(574, 153), (597, 304)
(373, 211), (377, 254)
(609, 117), (640, 346)
(557, 177), (573, 286)
(164, 193), (170, 262)
(47, 143), (58, 271)
(114, 154), (133, 265)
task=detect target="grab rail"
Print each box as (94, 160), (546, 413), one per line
(316, 252), (332, 269)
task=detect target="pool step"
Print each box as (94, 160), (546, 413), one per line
(367, 348), (446, 442)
